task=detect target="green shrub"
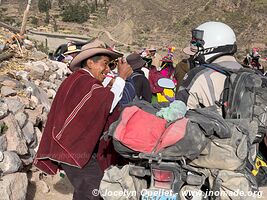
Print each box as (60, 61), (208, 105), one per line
(38, 0), (51, 13)
(30, 16), (39, 27)
(38, 0), (51, 23)
(61, 2), (91, 23)
(90, 4), (96, 13)
(35, 40), (49, 55)
(0, 122), (8, 136)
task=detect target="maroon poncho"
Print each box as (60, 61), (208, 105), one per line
(34, 69), (114, 175)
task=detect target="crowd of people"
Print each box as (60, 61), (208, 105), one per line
(34, 21), (266, 200)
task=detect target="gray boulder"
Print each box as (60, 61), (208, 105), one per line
(0, 100), (8, 119)
(1, 79), (17, 88)
(25, 61), (48, 80)
(24, 81), (51, 112)
(25, 104), (44, 126)
(20, 148), (35, 166)
(22, 121), (35, 145)
(1, 86), (17, 97)
(47, 88), (56, 99)
(16, 70), (29, 81)
(0, 172), (28, 200)
(4, 114), (28, 155)
(30, 49), (47, 60)
(48, 73), (58, 83)
(5, 97), (25, 114)
(0, 151), (22, 174)
(0, 135), (7, 152)
(15, 112), (27, 128)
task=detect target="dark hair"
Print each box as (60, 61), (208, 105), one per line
(81, 54), (111, 68)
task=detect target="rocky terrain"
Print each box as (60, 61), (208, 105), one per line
(0, 27), (73, 200)
(0, 1), (267, 199)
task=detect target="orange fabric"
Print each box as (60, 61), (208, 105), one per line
(114, 106), (188, 154)
(156, 118), (188, 152)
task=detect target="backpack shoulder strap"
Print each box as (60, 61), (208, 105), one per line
(131, 72), (143, 79)
(202, 63), (234, 118)
(202, 63), (233, 76)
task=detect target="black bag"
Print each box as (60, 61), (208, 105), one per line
(204, 64), (267, 142)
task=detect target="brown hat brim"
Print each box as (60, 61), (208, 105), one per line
(183, 46), (196, 56)
(183, 45), (198, 56)
(131, 59), (146, 70)
(69, 48), (123, 72)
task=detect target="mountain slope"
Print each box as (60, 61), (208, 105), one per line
(104, 0), (267, 57)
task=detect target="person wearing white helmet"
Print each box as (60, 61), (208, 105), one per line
(176, 21), (242, 113)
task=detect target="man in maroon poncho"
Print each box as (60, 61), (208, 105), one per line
(34, 40), (132, 200)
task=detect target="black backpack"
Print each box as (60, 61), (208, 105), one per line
(203, 64), (267, 142)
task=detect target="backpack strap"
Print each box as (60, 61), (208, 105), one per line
(202, 64), (234, 118)
(203, 71), (217, 107)
(212, 170), (222, 200)
(202, 63), (233, 76)
(131, 72), (143, 79)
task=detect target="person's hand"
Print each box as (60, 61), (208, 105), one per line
(117, 58), (133, 80)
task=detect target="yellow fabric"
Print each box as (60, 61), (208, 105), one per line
(252, 156), (267, 176)
(157, 89), (175, 102)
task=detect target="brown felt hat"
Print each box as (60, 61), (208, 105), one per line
(126, 53), (146, 70)
(69, 39), (123, 72)
(182, 44), (198, 56)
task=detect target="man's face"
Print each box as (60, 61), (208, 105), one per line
(149, 50), (156, 56)
(88, 56), (111, 82)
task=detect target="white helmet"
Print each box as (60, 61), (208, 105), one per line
(193, 21), (237, 63)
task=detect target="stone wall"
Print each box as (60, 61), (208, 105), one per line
(0, 27), (71, 199)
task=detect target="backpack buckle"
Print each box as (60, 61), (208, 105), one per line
(215, 100), (222, 107)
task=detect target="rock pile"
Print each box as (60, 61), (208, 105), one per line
(0, 27), (71, 200)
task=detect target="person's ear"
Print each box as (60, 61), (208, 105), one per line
(86, 59), (94, 69)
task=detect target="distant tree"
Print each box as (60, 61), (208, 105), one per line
(38, 0), (51, 23)
(38, 0), (51, 13)
(52, 16), (58, 32)
(61, 1), (90, 23)
(58, 0), (64, 8)
(95, 0), (98, 10)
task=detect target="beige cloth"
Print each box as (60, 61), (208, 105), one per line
(151, 53), (162, 70)
(185, 56), (242, 114)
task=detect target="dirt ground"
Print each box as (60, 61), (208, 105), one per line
(26, 169), (73, 200)
(26, 168), (267, 200)
(259, 188), (267, 199)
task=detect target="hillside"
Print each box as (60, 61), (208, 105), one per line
(105, 0), (267, 58)
(0, 0), (267, 61)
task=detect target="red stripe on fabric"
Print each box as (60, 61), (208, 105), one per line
(55, 84), (103, 139)
(63, 84), (101, 126)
